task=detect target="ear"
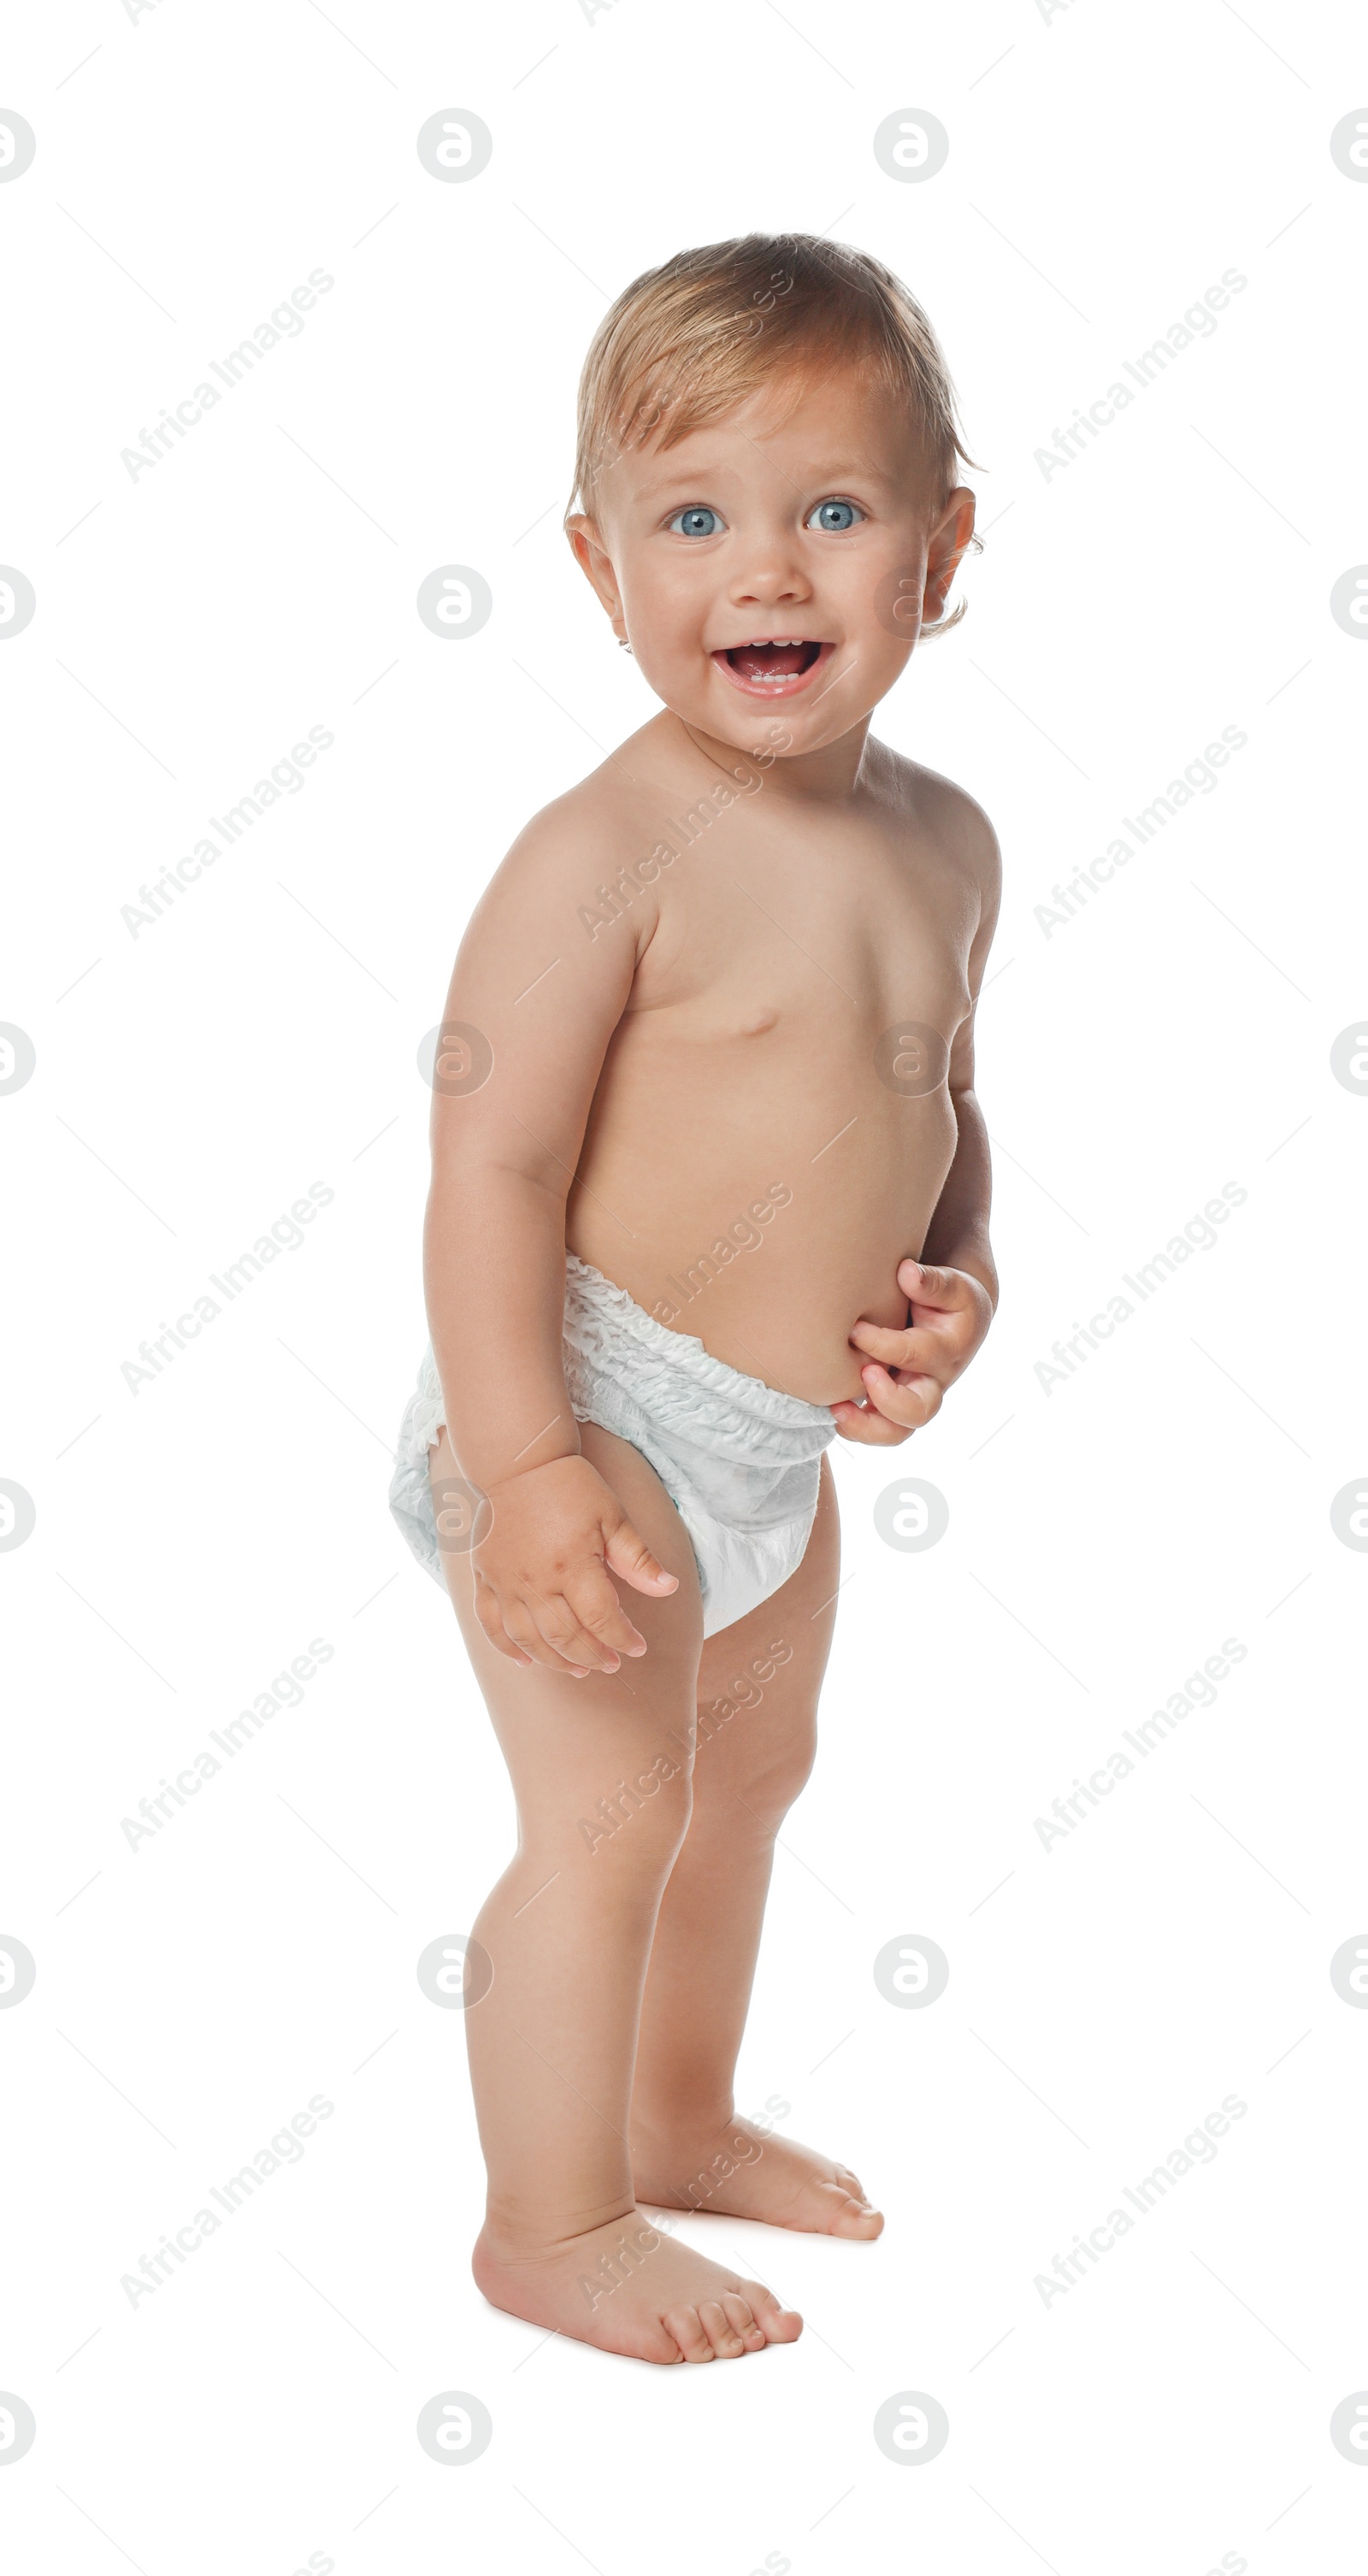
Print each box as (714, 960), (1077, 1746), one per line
(566, 513), (625, 640)
(923, 486), (976, 625)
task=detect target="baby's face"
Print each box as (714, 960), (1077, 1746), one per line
(573, 368), (974, 759)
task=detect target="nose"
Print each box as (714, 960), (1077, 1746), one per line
(728, 526), (812, 611)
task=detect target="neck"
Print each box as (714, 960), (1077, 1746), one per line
(669, 709), (874, 803)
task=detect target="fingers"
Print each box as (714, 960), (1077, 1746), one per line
(499, 1599), (596, 1677)
(472, 1577), (534, 1667)
(479, 1562), (657, 1682)
(860, 1361), (944, 1429)
(561, 1563), (653, 1662)
(848, 1317), (917, 1365)
(897, 1256), (975, 1307)
(603, 1513), (681, 1599)
(829, 1397), (914, 1447)
(850, 1316), (970, 1372)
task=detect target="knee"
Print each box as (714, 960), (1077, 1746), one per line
(571, 1756), (693, 1884)
(746, 1736), (817, 1830)
(698, 1708), (818, 1832)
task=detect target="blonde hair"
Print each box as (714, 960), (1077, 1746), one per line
(569, 233), (980, 634)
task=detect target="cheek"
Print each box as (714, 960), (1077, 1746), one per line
(840, 536), (928, 656)
(622, 557), (715, 654)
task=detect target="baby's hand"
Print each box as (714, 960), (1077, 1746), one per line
(833, 1258), (994, 1446)
(473, 1453), (679, 1677)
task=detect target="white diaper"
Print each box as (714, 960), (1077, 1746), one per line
(388, 1254), (835, 1637)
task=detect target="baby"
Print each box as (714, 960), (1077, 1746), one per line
(391, 234), (999, 2366)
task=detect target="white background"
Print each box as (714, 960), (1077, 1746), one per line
(3, 1), (1366, 2569)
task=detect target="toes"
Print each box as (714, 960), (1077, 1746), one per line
(697, 2297), (748, 2358)
(720, 2291), (766, 2349)
(829, 2189), (884, 2238)
(746, 2281), (804, 2343)
(827, 2166), (883, 2236)
(662, 2304), (715, 2364)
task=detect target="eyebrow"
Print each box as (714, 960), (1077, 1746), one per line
(630, 456), (899, 501)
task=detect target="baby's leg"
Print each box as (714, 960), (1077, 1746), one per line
(429, 1420), (802, 2363)
(630, 1458), (883, 2239)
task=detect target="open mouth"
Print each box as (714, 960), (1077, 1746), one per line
(711, 639), (834, 694)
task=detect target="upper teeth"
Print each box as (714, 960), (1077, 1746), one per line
(747, 639), (805, 647)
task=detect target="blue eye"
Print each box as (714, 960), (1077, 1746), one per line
(668, 506), (725, 537)
(807, 498), (862, 532)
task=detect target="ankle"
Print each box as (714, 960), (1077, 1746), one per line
(479, 2195), (637, 2261)
(630, 2098), (737, 2147)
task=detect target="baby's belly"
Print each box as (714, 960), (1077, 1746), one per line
(567, 1085), (958, 1406)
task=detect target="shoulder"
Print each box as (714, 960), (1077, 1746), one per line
(871, 740), (1000, 908)
(457, 729), (671, 976)
(469, 746), (650, 927)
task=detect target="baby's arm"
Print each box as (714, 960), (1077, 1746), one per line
(424, 811), (678, 1676)
(836, 799), (1001, 1445)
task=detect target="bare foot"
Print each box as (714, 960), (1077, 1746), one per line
(632, 2117), (884, 2239)
(472, 2210), (804, 2365)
